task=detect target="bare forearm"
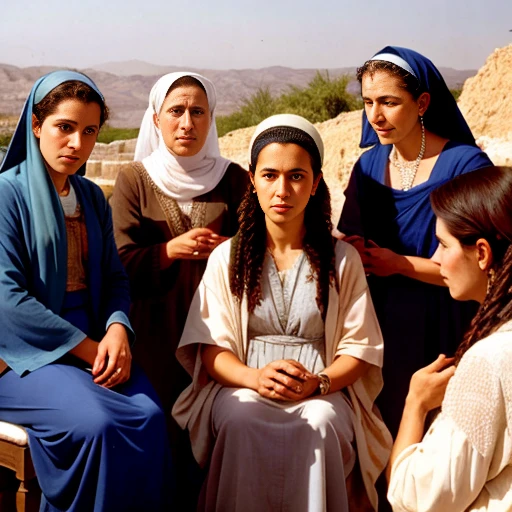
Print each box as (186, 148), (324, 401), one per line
(395, 255), (446, 286)
(69, 337), (98, 366)
(322, 355), (370, 392)
(201, 345), (259, 390)
(386, 398), (428, 481)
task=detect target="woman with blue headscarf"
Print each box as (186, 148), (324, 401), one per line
(0, 71), (172, 511)
(338, 46), (493, 439)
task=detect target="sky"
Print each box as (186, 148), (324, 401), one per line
(2, 0), (512, 71)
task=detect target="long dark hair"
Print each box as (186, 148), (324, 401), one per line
(431, 166), (512, 363)
(229, 127), (337, 319)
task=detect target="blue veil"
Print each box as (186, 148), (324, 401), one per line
(0, 71), (104, 314)
(359, 46), (476, 148)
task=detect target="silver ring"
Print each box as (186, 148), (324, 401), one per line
(193, 251), (199, 256)
(115, 367), (122, 375)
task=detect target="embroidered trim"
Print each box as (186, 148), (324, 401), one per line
(132, 162), (207, 238)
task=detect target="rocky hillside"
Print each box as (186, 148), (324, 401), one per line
(458, 44), (512, 165)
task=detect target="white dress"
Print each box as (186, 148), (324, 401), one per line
(201, 252), (356, 511)
(388, 323), (512, 511)
(173, 240), (392, 511)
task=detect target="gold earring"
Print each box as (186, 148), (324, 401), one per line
(487, 267), (496, 293)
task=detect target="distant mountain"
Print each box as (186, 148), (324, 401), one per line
(91, 59), (185, 77)
(0, 61), (476, 128)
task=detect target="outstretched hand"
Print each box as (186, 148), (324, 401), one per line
(344, 236), (401, 277)
(166, 227), (228, 261)
(92, 323), (132, 388)
(256, 360), (319, 401)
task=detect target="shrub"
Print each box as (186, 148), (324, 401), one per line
(97, 126), (139, 144)
(450, 88), (462, 101)
(216, 72), (360, 137)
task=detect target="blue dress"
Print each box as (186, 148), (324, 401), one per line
(339, 141), (492, 436)
(0, 70), (173, 511)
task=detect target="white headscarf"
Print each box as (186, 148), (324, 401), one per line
(248, 114), (324, 164)
(134, 72), (230, 201)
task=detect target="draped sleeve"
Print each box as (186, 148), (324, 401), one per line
(325, 242), (392, 509)
(0, 176), (86, 375)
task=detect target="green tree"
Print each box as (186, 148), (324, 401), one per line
(216, 72), (360, 137)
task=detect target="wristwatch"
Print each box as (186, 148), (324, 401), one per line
(317, 372), (331, 396)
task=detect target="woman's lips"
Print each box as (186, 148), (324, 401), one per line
(375, 127), (393, 135)
(271, 204), (292, 213)
(60, 155), (80, 163)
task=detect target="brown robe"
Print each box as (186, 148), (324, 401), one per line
(111, 161), (248, 416)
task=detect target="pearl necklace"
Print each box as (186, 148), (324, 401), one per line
(389, 116), (426, 191)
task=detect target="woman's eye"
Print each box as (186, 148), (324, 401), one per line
(170, 108), (183, 116)
(58, 124), (72, 132)
(262, 173), (275, 180)
(84, 127), (97, 135)
(291, 174), (303, 181)
(192, 109), (205, 116)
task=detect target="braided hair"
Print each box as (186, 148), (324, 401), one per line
(229, 123), (337, 318)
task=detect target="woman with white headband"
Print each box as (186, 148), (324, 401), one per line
(173, 114), (392, 511)
(337, 46), (492, 441)
(111, 72), (247, 508)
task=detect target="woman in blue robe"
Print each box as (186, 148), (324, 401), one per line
(0, 71), (172, 511)
(338, 46), (492, 439)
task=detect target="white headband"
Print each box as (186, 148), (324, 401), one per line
(370, 53), (417, 78)
(248, 114), (324, 164)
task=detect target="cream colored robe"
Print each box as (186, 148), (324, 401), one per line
(172, 240), (392, 509)
(388, 324), (512, 511)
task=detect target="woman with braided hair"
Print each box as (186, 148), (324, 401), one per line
(173, 114), (392, 511)
(388, 166), (512, 511)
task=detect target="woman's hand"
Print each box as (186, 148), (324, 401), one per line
(360, 239), (403, 277)
(343, 236), (401, 276)
(256, 360), (319, 401)
(406, 354), (455, 415)
(166, 227), (228, 261)
(92, 323), (132, 388)
(343, 234), (367, 256)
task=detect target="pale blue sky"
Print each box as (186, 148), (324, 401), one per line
(2, 0), (511, 70)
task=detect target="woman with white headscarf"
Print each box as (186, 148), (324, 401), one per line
(111, 72), (247, 508)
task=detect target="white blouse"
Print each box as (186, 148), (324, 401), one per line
(388, 325), (512, 511)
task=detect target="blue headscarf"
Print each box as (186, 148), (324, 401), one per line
(359, 46), (475, 148)
(0, 70), (104, 314)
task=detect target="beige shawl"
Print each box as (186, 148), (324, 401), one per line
(172, 239), (392, 509)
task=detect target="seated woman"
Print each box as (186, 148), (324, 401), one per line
(388, 166), (512, 511)
(0, 71), (172, 511)
(173, 114), (392, 511)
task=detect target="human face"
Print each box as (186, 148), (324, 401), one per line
(32, 99), (101, 188)
(432, 218), (489, 303)
(154, 85), (210, 157)
(361, 70), (428, 147)
(251, 143), (321, 231)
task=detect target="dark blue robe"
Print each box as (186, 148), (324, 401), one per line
(340, 143), (492, 437)
(0, 71), (173, 511)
